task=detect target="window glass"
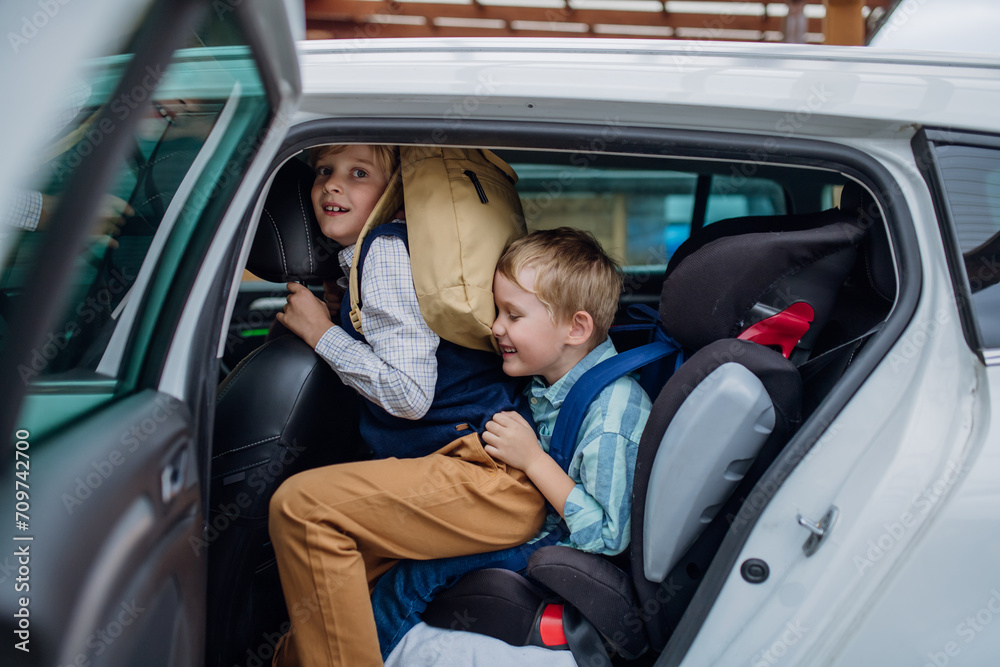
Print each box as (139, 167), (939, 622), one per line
(706, 175), (784, 223)
(514, 165), (786, 270)
(0, 10), (270, 385)
(934, 144), (1000, 348)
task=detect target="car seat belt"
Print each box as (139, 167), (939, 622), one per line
(548, 336), (683, 472)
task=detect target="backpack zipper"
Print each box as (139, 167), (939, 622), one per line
(464, 170), (489, 204)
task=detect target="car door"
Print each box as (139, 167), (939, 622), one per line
(0, 0), (300, 665)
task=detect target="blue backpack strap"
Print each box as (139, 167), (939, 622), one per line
(548, 339), (683, 472)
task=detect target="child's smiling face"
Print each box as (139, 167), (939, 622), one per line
(491, 266), (579, 385)
(310, 145), (390, 246)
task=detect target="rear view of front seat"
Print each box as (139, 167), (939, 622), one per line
(424, 201), (871, 663)
(207, 158), (366, 667)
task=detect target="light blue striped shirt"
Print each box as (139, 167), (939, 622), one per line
(528, 337), (651, 556)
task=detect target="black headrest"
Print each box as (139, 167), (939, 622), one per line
(660, 214), (866, 355)
(248, 158), (342, 284)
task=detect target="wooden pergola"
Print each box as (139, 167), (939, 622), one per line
(304, 0), (895, 46)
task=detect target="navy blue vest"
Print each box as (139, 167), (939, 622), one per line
(341, 224), (532, 458)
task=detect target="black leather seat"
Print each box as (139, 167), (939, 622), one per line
(206, 158), (367, 667)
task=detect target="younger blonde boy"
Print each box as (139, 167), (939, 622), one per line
(372, 227), (652, 658)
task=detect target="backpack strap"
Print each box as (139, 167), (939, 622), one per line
(348, 164), (404, 335)
(347, 218), (407, 336)
(548, 339), (683, 472)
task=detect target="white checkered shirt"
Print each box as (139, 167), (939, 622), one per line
(4, 82), (90, 231)
(3, 190), (42, 230)
(315, 226), (439, 420)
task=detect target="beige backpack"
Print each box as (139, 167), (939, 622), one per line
(348, 146), (526, 353)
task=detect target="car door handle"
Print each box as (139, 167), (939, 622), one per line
(161, 450), (188, 505)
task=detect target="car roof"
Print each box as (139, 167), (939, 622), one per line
(296, 38), (1000, 137)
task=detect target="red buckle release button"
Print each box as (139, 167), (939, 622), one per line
(539, 604), (567, 646)
(737, 302), (815, 359)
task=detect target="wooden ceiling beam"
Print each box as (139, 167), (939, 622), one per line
(306, 15), (821, 35)
(304, 0), (890, 41)
(305, 23), (803, 41)
(305, 0), (792, 29)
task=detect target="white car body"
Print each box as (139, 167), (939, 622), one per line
(292, 38), (1000, 666)
(4, 6), (999, 663)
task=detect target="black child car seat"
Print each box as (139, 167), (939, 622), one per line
(422, 189), (875, 664)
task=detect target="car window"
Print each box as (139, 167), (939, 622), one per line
(0, 8), (271, 435)
(931, 143), (1000, 349)
(513, 163), (786, 270)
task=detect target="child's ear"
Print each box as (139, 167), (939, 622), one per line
(566, 310), (594, 347)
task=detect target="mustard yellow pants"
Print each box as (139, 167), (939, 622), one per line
(268, 433), (545, 667)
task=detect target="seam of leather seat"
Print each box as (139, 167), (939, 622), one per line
(217, 342), (273, 402)
(263, 208), (289, 275)
(210, 457), (271, 479)
(296, 183), (315, 275)
(212, 435), (281, 460)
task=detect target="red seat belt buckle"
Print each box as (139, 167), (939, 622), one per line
(539, 603), (567, 647)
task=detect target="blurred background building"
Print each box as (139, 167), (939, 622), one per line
(303, 0), (897, 46)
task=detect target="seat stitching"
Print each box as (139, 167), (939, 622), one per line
(296, 182), (315, 275)
(210, 458), (272, 479)
(212, 435), (282, 459)
(217, 342), (272, 402)
(263, 208), (288, 275)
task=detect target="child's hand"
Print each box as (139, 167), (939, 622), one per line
(483, 411), (545, 474)
(276, 282), (334, 348)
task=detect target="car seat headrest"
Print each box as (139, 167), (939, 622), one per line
(247, 157), (342, 284)
(659, 217), (866, 358)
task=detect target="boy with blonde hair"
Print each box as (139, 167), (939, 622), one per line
(270, 144), (545, 667)
(373, 227), (652, 659)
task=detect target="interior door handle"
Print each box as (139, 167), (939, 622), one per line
(161, 450), (188, 505)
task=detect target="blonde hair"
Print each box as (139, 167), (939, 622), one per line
(308, 144), (400, 180)
(497, 227), (622, 345)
